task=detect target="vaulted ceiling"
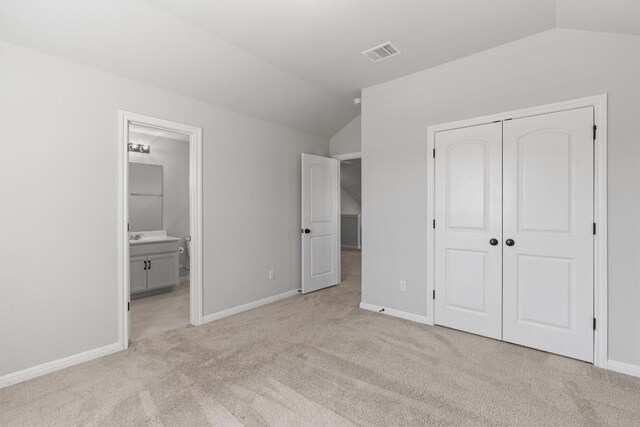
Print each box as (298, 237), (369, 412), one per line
(1, 1), (638, 138)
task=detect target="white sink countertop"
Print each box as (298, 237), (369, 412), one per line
(129, 230), (180, 245)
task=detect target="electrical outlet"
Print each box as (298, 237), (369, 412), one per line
(268, 269), (275, 280)
(399, 280), (407, 292)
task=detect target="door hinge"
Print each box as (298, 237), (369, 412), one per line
(128, 301), (130, 312)
(593, 223), (596, 235)
(432, 148), (435, 158)
(593, 317), (596, 331)
(432, 290), (436, 300)
(593, 125), (597, 141)
(433, 219), (436, 229)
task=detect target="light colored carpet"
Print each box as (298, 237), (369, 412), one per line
(2, 248), (640, 426)
(130, 281), (190, 342)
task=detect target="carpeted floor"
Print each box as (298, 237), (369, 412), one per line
(2, 248), (640, 426)
(130, 280), (190, 342)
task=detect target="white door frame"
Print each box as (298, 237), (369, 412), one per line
(118, 111), (204, 350)
(426, 94), (608, 368)
(333, 151), (362, 161)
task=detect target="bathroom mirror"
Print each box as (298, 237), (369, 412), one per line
(129, 162), (163, 231)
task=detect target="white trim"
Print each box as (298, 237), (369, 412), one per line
(607, 360), (640, 378)
(337, 158), (342, 290)
(202, 289), (300, 324)
(0, 343), (120, 389)
(357, 213), (361, 249)
(426, 94), (608, 367)
(359, 302), (430, 325)
(593, 97), (608, 369)
(117, 112), (129, 349)
(332, 151), (362, 161)
(118, 111), (204, 352)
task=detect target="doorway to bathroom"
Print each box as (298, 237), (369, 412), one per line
(118, 111), (203, 349)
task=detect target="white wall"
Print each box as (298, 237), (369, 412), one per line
(329, 115), (361, 156)
(341, 188), (361, 215)
(361, 29), (640, 366)
(0, 41), (328, 377)
(129, 134), (190, 278)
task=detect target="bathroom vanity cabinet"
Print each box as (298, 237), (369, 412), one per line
(130, 240), (179, 296)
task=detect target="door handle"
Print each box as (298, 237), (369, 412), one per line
(143, 260), (147, 270)
(302, 228), (311, 234)
(148, 260), (151, 269)
(489, 238), (499, 246)
(505, 239), (515, 247)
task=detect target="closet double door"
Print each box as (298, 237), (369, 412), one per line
(434, 107), (594, 362)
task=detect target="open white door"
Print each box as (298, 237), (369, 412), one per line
(434, 122), (503, 340)
(301, 153), (340, 293)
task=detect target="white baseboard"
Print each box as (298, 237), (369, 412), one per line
(359, 303), (640, 379)
(607, 359), (640, 378)
(359, 302), (431, 325)
(1, 289), (299, 389)
(202, 289), (300, 324)
(0, 342), (121, 389)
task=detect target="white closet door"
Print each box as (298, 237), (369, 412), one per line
(434, 122), (503, 339)
(502, 107), (594, 362)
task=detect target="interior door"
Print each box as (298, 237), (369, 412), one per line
(502, 107), (594, 362)
(301, 153), (340, 293)
(434, 122), (503, 339)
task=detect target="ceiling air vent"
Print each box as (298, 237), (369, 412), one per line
(362, 42), (401, 63)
